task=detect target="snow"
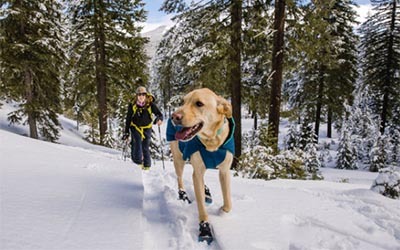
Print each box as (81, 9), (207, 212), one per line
(1, 103), (400, 250)
(142, 25), (169, 59)
(354, 4), (374, 25)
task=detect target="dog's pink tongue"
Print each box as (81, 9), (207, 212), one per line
(175, 128), (190, 141)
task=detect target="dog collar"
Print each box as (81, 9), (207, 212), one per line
(216, 117), (227, 136)
(195, 117), (226, 141)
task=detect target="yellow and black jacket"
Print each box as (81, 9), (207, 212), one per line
(124, 94), (163, 138)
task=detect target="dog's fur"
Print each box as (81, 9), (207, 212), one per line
(170, 88), (233, 222)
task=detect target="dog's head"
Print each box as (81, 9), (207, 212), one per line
(172, 88), (232, 141)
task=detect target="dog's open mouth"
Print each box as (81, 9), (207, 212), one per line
(175, 122), (203, 141)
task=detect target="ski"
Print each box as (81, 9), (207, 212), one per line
(198, 221), (213, 244)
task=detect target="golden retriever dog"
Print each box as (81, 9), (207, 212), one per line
(166, 88), (234, 243)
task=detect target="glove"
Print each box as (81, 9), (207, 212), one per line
(153, 117), (163, 125)
(122, 133), (129, 140)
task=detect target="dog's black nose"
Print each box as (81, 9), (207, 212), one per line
(172, 112), (183, 125)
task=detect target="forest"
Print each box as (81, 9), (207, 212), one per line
(0, 0), (399, 181)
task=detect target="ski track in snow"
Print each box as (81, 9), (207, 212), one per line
(276, 187), (400, 250)
(329, 190), (400, 244)
(313, 188), (400, 246)
(141, 166), (222, 250)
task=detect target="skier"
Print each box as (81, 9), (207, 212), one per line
(122, 83), (163, 170)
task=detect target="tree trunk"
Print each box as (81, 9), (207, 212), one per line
(253, 111), (258, 130)
(315, 72), (324, 142)
(381, 0), (397, 134)
(94, 0), (108, 145)
(327, 107), (332, 138)
(25, 69), (38, 139)
(381, 91), (389, 134)
(267, 0), (286, 153)
(230, 0), (242, 167)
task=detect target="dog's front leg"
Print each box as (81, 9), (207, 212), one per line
(170, 141), (185, 191)
(219, 152), (233, 213)
(191, 152), (208, 222)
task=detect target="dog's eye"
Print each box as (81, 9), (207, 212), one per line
(195, 101), (204, 107)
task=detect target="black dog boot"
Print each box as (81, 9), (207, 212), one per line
(205, 185), (212, 204)
(178, 189), (192, 204)
(198, 221), (213, 244)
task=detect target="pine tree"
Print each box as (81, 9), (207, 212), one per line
(353, 88), (382, 165)
(286, 0), (358, 141)
(324, 0), (359, 137)
(0, 0), (65, 142)
(152, 7), (229, 94)
(359, 0), (400, 134)
(286, 122), (300, 150)
(369, 135), (389, 172)
(304, 141), (322, 179)
(242, 1), (274, 128)
(336, 122), (358, 170)
(389, 127), (400, 165)
(298, 121), (317, 151)
(66, 0), (148, 146)
(259, 121), (270, 148)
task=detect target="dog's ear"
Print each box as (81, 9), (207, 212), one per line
(217, 96), (232, 118)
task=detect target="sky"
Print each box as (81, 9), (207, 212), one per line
(141, 0), (374, 32)
(1, 101), (400, 250)
(143, 0), (170, 24)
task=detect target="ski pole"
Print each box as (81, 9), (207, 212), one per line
(158, 125), (165, 170)
(122, 140), (126, 161)
(122, 139), (129, 161)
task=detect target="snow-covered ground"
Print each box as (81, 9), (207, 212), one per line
(1, 103), (400, 250)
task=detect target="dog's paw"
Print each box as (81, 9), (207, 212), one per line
(220, 206), (231, 214)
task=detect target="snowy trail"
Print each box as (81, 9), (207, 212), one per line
(141, 164), (222, 250)
(96, 159), (400, 250)
(141, 168), (176, 249)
